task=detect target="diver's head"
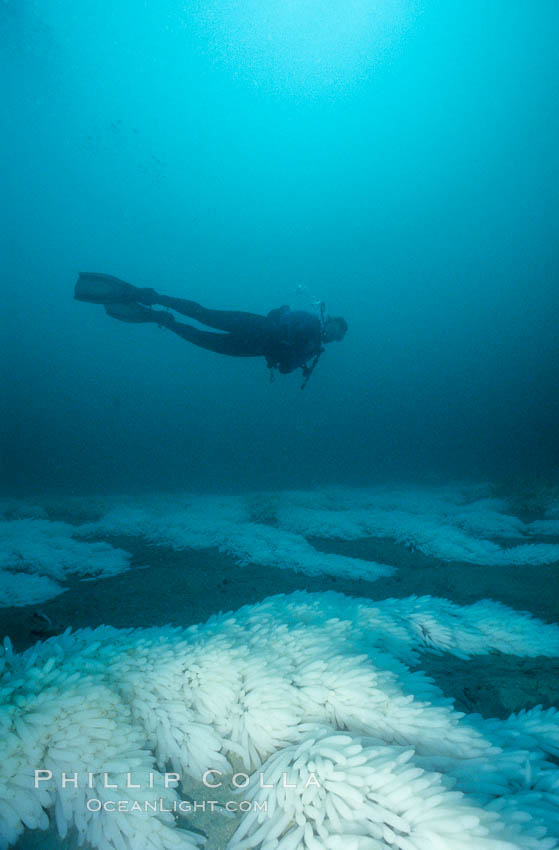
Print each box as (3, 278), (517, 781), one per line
(322, 316), (348, 343)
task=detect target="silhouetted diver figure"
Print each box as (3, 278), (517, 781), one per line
(75, 273), (347, 388)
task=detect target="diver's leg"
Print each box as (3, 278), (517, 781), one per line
(104, 302), (171, 323)
(145, 293), (266, 335)
(104, 303), (265, 355)
(158, 313), (266, 356)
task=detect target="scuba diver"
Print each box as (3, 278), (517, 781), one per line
(74, 273), (347, 388)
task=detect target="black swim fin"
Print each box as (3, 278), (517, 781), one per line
(104, 302), (158, 323)
(74, 272), (139, 304)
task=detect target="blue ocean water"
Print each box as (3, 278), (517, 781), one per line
(3, 0), (558, 494)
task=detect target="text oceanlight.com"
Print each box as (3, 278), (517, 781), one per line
(86, 798), (266, 814)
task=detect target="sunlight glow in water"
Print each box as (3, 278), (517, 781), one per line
(189, 0), (418, 92)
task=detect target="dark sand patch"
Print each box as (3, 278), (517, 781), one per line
(311, 535), (559, 625)
(1, 532), (557, 717)
(420, 651), (559, 717)
(0, 535), (374, 651)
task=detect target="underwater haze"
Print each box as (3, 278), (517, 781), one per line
(3, 0), (559, 494)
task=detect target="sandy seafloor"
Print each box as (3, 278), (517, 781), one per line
(2, 497), (558, 850)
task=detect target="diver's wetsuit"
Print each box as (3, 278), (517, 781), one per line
(155, 296), (324, 375)
(74, 273), (324, 376)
